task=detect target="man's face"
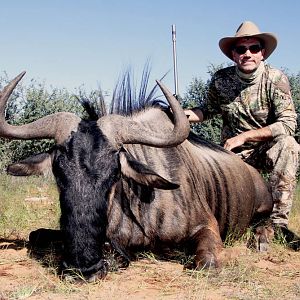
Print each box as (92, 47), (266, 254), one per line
(231, 37), (265, 74)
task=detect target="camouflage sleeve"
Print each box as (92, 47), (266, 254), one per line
(268, 72), (297, 137)
(201, 76), (221, 120)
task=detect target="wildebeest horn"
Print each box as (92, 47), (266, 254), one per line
(0, 73), (189, 147)
(0, 72), (81, 144)
(99, 80), (190, 147)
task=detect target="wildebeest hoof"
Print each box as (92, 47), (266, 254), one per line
(62, 259), (109, 283)
(254, 225), (274, 252)
(29, 228), (63, 249)
(85, 267), (109, 283)
(194, 253), (220, 270)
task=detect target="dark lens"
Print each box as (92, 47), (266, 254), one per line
(234, 45), (261, 55)
(234, 46), (247, 55)
(249, 45), (261, 53)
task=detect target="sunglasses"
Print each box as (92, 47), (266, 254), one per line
(234, 44), (262, 55)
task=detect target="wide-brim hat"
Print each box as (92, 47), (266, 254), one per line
(219, 21), (278, 61)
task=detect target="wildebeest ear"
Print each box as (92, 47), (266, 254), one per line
(7, 151), (54, 176)
(119, 150), (179, 190)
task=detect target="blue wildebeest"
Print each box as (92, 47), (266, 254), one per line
(0, 72), (273, 281)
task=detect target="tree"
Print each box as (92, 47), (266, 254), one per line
(0, 74), (105, 172)
(286, 71), (300, 142)
(182, 64), (225, 144)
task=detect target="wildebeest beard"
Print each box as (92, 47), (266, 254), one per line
(52, 120), (120, 278)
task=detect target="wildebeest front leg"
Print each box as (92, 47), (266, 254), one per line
(193, 223), (223, 269)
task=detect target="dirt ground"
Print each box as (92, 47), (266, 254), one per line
(0, 238), (300, 300)
(1, 178), (300, 299)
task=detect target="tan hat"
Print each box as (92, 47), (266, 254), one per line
(219, 21), (278, 61)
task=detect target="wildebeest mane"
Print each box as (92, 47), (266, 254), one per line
(77, 90), (107, 121)
(78, 63), (168, 120)
(78, 64), (225, 154)
(188, 131), (227, 153)
(110, 64), (167, 116)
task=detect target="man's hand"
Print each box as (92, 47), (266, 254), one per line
(224, 127), (273, 151)
(224, 135), (246, 151)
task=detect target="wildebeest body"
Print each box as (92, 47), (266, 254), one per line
(0, 72), (273, 281)
(51, 108), (271, 277)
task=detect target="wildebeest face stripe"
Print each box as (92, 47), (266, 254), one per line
(53, 121), (120, 272)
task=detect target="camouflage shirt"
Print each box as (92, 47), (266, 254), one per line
(201, 63), (297, 148)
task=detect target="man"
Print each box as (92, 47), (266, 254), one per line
(185, 21), (299, 243)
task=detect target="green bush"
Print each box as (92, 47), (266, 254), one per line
(0, 73), (105, 172)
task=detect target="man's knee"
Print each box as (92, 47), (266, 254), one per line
(272, 135), (299, 153)
(267, 135), (299, 167)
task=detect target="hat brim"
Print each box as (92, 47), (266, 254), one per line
(219, 33), (277, 61)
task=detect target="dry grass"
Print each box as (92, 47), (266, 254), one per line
(0, 175), (60, 239)
(0, 174), (299, 300)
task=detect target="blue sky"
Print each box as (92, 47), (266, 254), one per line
(1, 0), (299, 96)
